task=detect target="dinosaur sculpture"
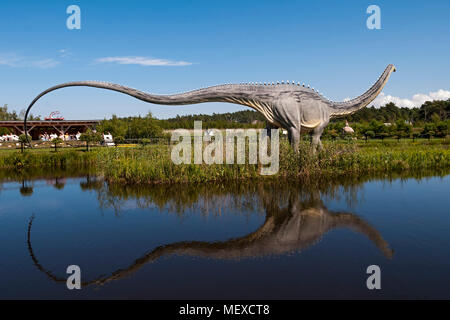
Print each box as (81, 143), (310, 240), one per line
(24, 64), (396, 150)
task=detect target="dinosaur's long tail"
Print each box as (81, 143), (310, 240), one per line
(23, 81), (240, 142)
(329, 64), (396, 117)
(24, 81), (232, 117)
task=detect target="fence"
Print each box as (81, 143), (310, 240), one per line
(0, 137), (172, 151)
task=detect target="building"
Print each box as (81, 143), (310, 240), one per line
(0, 120), (100, 140)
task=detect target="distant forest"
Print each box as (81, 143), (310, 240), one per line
(159, 100), (449, 128)
(0, 104), (40, 135)
(156, 100), (449, 140)
(0, 104), (40, 121)
(159, 110), (266, 129)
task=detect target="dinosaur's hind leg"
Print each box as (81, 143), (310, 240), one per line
(311, 122), (327, 152)
(288, 127), (300, 152)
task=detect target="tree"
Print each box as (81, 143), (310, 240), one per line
(114, 136), (125, 145)
(422, 123), (436, 140)
(18, 109), (40, 120)
(97, 114), (127, 138)
(140, 138), (151, 146)
(125, 113), (165, 139)
(379, 132), (389, 141)
(18, 134), (32, 153)
(431, 113), (441, 124)
(394, 119), (411, 141)
(1, 104), (40, 121)
(398, 130), (409, 141)
(435, 121), (448, 137)
(332, 99), (448, 124)
(79, 129), (102, 151)
(52, 137), (63, 152)
(365, 130), (375, 141)
(0, 127), (10, 136)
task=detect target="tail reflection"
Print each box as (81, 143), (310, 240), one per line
(27, 182), (393, 287)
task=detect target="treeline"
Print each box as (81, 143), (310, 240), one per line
(52, 99), (450, 140)
(97, 113), (165, 140)
(324, 119), (449, 140)
(97, 110), (266, 139)
(0, 104), (40, 135)
(0, 104), (41, 121)
(341, 100), (449, 123)
(325, 100), (449, 140)
(1, 100), (449, 140)
(158, 100), (449, 130)
(159, 110), (266, 129)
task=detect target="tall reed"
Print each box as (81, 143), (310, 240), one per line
(1, 140), (448, 184)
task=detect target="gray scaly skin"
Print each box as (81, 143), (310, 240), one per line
(24, 64), (396, 150)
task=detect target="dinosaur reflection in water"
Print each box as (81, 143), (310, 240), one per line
(27, 180), (393, 287)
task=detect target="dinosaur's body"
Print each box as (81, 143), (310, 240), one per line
(24, 64), (396, 150)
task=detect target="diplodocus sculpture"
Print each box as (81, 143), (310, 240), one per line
(24, 64), (395, 150)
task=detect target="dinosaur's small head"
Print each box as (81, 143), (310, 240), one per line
(388, 64), (396, 73)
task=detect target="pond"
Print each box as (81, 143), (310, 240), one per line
(0, 170), (449, 299)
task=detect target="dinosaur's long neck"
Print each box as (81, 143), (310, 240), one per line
(329, 64), (396, 117)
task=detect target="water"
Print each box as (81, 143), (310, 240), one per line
(0, 171), (449, 299)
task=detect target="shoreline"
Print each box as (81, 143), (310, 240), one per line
(0, 139), (448, 185)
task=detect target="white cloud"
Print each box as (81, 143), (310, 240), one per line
(32, 58), (60, 68)
(95, 56), (192, 67)
(0, 54), (60, 69)
(0, 55), (21, 67)
(59, 49), (71, 58)
(371, 89), (450, 108)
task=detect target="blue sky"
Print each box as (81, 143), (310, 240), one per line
(0, 0), (449, 119)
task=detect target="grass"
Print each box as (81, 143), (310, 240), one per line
(0, 148), (97, 169)
(1, 138), (449, 184)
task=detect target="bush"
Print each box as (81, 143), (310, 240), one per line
(80, 129), (102, 151)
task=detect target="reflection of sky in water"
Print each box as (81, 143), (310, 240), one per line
(0, 174), (449, 299)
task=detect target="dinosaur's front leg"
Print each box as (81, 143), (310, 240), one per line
(265, 123), (277, 139)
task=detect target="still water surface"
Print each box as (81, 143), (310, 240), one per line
(0, 171), (449, 299)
